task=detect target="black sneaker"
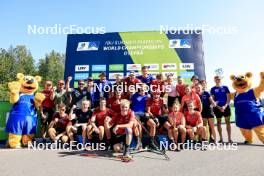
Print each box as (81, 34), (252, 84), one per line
(105, 140), (112, 151)
(149, 141), (159, 151)
(179, 143), (184, 150)
(228, 140), (233, 144)
(209, 138), (216, 144)
(201, 140), (208, 151)
(168, 139), (175, 151)
(190, 140), (197, 150)
(175, 143), (181, 152)
(243, 140), (251, 145)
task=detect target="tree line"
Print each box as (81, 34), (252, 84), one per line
(0, 45), (65, 101)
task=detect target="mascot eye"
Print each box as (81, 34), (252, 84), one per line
(241, 76), (245, 79)
(24, 76), (29, 81)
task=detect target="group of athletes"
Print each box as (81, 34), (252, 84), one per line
(40, 66), (233, 157)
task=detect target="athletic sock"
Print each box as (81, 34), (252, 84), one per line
(123, 144), (130, 157)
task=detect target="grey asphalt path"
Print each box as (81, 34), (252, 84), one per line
(0, 124), (263, 176)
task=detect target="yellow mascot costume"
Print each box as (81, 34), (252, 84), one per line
(5, 73), (45, 148)
(230, 72), (264, 144)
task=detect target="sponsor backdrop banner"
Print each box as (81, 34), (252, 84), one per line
(65, 31), (205, 87)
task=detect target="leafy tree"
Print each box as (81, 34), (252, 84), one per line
(37, 50), (65, 85)
(13, 45), (36, 75)
(0, 46), (65, 101)
(0, 48), (16, 84)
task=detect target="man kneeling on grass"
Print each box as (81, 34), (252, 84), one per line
(105, 99), (135, 158)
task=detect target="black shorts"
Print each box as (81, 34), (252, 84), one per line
(167, 96), (177, 108)
(201, 107), (215, 118)
(176, 96), (182, 104)
(139, 114), (168, 128)
(213, 106), (231, 118)
(140, 115), (168, 126)
(76, 126), (83, 135)
(112, 134), (126, 145)
(157, 115), (168, 127)
(41, 108), (54, 125)
(55, 127), (65, 134)
(138, 114), (150, 124)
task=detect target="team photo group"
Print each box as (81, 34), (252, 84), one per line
(7, 65), (257, 160)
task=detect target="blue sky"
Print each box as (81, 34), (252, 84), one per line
(1, 0), (264, 90)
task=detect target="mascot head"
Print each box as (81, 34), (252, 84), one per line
(230, 72), (252, 93)
(16, 73), (41, 94)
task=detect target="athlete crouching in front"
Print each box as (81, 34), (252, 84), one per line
(87, 98), (115, 148)
(185, 101), (208, 150)
(105, 99), (135, 158)
(168, 102), (187, 151)
(145, 91), (173, 150)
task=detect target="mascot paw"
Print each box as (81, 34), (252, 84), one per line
(8, 81), (21, 93)
(261, 72), (264, 79)
(35, 93), (45, 102)
(34, 93), (45, 107)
